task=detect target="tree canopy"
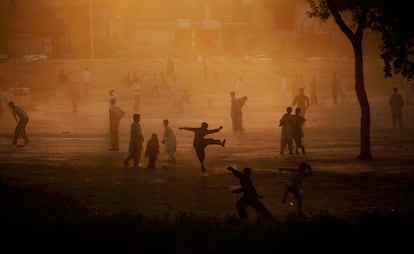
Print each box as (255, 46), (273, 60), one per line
(307, 0), (414, 159)
(308, 0), (414, 79)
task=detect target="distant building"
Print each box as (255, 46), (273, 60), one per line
(0, 0), (339, 59)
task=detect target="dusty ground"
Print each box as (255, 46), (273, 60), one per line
(1, 57), (414, 220)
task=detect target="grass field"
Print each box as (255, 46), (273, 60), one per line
(1, 57), (414, 251)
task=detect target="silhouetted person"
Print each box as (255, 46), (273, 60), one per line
(309, 76), (318, 106)
(179, 122), (225, 172)
(132, 76), (142, 112)
(150, 72), (160, 97)
(70, 81), (80, 113)
(9, 101), (29, 145)
(227, 166), (275, 220)
(292, 88), (310, 117)
(109, 98), (125, 151)
(82, 67), (92, 98)
(293, 107), (306, 154)
(123, 114), (144, 168)
(279, 162), (312, 216)
(279, 107), (294, 154)
(230, 91), (248, 131)
(145, 133), (160, 169)
(389, 87), (404, 128)
(162, 119), (177, 162)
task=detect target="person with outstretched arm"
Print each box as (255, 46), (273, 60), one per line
(227, 166), (275, 220)
(179, 122), (225, 172)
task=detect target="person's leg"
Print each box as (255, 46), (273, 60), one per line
(280, 139), (285, 154)
(294, 137), (299, 154)
(397, 111), (403, 127)
(124, 143), (137, 166)
(236, 197), (249, 219)
(133, 147), (142, 168)
(13, 123), (21, 144)
(391, 111), (396, 127)
(232, 117), (237, 131)
(114, 129), (119, 150)
(295, 193), (303, 215)
(21, 118), (29, 144)
(204, 138), (224, 147)
(148, 157), (155, 168)
(253, 199), (275, 220)
(195, 146), (206, 171)
(123, 153), (132, 166)
(288, 140), (293, 154)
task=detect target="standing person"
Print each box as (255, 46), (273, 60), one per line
(123, 114), (144, 168)
(70, 81), (80, 113)
(8, 101), (29, 145)
(331, 72), (339, 104)
(279, 162), (312, 216)
(309, 76), (318, 106)
(292, 88), (310, 117)
(162, 119), (177, 162)
(293, 107), (306, 154)
(145, 133), (160, 169)
(279, 107), (294, 155)
(82, 67), (92, 98)
(132, 76), (142, 112)
(109, 98), (125, 151)
(230, 91), (248, 131)
(179, 122), (226, 172)
(149, 72), (160, 98)
(227, 166), (275, 220)
(389, 87), (404, 128)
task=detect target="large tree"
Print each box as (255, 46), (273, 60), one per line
(307, 0), (414, 160)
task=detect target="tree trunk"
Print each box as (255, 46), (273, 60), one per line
(353, 39), (372, 160)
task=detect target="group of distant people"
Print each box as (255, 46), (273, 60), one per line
(118, 110), (224, 172)
(284, 72), (353, 107)
(57, 67), (93, 113)
(110, 110), (177, 170)
(123, 72), (191, 114)
(279, 106), (306, 155)
(5, 61), (412, 221)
